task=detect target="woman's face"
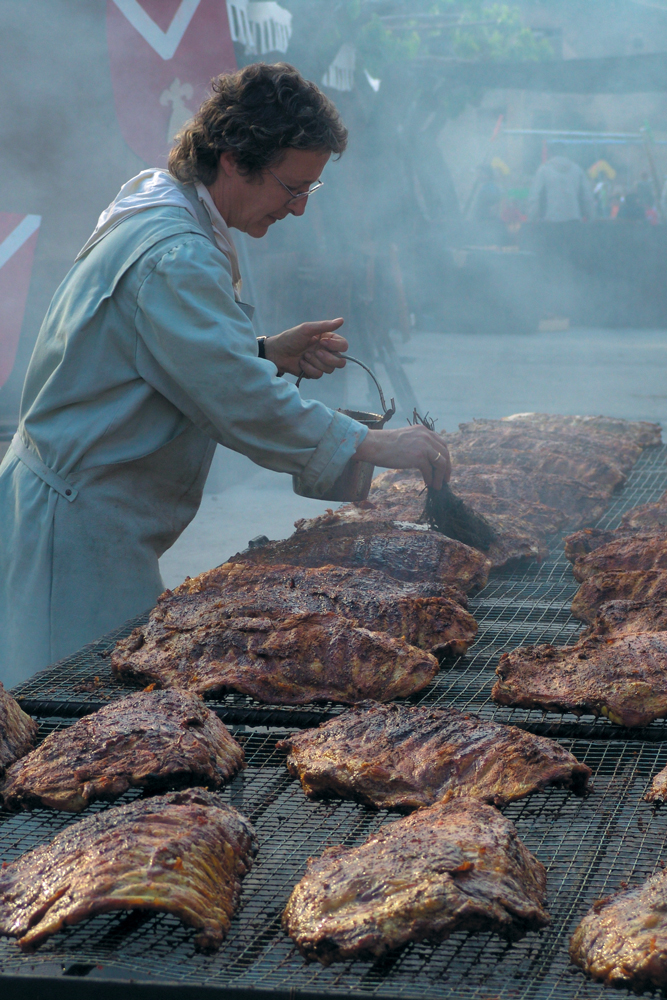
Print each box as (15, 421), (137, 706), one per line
(210, 148), (331, 237)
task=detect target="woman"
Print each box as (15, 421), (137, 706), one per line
(0, 63), (449, 686)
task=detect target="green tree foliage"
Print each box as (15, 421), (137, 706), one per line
(279, 1), (552, 79)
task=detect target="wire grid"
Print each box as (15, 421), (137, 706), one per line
(1, 732), (667, 1000)
(10, 446), (667, 737)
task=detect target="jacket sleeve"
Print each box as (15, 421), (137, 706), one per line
(132, 234), (367, 498)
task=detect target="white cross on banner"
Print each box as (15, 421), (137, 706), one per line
(0, 214), (41, 389)
(106, 0), (236, 165)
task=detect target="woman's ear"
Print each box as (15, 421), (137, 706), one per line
(217, 151), (237, 178)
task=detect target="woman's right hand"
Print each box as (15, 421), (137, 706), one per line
(353, 427), (451, 489)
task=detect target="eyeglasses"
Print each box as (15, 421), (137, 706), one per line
(268, 169), (324, 204)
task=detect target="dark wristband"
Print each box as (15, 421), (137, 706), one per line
(257, 336), (267, 359)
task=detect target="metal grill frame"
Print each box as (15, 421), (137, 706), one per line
(2, 726), (667, 1000)
(11, 444), (667, 738)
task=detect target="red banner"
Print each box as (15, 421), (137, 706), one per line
(107, 0), (236, 166)
(0, 213), (41, 390)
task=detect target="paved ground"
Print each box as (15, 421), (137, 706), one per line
(159, 327), (667, 588)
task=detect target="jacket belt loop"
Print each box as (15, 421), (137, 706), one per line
(10, 433), (79, 503)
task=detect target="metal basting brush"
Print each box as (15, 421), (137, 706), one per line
(411, 411), (497, 552)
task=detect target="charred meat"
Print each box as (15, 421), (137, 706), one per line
(233, 513), (491, 592)
(112, 611), (439, 705)
(571, 571), (667, 623)
(564, 527), (623, 561)
(570, 532), (667, 582)
(445, 431), (628, 492)
(493, 632), (667, 727)
(0, 788), (257, 953)
(582, 600), (667, 639)
(282, 798), (549, 965)
(0, 683), (37, 775)
(1, 690), (244, 812)
(278, 702), (591, 811)
(621, 494), (667, 531)
(150, 562), (477, 658)
(570, 869), (667, 990)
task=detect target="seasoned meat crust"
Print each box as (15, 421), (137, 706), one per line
(232, 514), (491, 593)
(1, 690), (245, 812)
(282, 798), (549, 965)
(0, 683), (37, 775)
(571, 571), (667, 623)
(278, 702), (591, 811)
(0, 788), (257, 953)
(112, 611), (439, 705)
(571, 532), (667, 582)
(147, 562), (477, 659)
(493, 632), (667, 727)
(570, 869), (667, 990)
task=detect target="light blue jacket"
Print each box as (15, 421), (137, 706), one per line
(0, 185), (366, 686)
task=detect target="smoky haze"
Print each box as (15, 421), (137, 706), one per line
(2, 0), (667, 490)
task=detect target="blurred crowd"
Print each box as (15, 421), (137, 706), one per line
(467, 154), (666, 227)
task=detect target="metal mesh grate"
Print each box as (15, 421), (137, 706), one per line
(11, 446), (667, 736)
(1, 729), (667, 999)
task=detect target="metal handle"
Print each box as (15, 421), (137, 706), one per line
(296, 354), (394, 417)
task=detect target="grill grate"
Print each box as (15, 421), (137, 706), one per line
(11, 445), (667, 737)
(1, 728), (667, 999)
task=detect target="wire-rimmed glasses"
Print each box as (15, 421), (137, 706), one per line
(268, 169), (324, 204)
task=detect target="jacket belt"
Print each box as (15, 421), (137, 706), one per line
(10, 433), (78, 503)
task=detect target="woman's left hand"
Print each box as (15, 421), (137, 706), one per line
(263, 318), (348, 378)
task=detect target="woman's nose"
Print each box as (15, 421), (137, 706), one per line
(289, 196), (309, 217)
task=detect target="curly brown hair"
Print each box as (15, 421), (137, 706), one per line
(168, 62), (348, 185)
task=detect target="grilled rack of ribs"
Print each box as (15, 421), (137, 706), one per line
(445, 431), (629, 492)
(458, 413), (661, 449)
(581, 600), (667, 639)
(282, 798), (550, 965)
(569, 532), (667, 582)
(145, 562), (478, 659)
(1, 690), (245, 812)
(278, 702), (591, 810)
(0, 683), (37, 776)
(0, 788), (257, 953)
(571, 570), (667, 623)
(112, 611), (440, 705)
(621, 493), (667, 530)
(374, 465), (609, 530)
(493, 632), (667, 727)
(232, 512), (491, 592)
(564, 527), (622, 561)
(364, 481), (560, 569)
(570, 868), (667, 990)
(645, 765), (667, 803)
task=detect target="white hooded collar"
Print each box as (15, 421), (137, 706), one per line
(75, 168), (243, 300)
